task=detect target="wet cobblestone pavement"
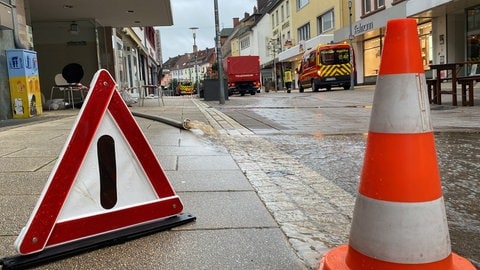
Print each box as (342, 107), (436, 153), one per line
(211, 135), (355, 268)
(199, 87), (480, 269)
(273, 132), (480, 268)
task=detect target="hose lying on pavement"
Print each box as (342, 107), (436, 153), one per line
(131, 111), (191, 130)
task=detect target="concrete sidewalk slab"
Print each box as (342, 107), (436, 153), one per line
(0, 98), (306, 269)
(167, 170), (252, 192)
(33, 228), (303, 270)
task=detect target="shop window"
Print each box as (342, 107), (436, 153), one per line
(467, 6), (480, 61)
(418, 22), (432, 70)
(363, 37), (381, 76)
(467, 34), (480, 61)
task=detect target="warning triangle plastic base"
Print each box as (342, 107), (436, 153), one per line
(2, 213), (195, 270)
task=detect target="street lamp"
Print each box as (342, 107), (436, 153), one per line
(348, 1), (355, 90)
(269, 38), (279, 92)
(189, 27), (200, 95)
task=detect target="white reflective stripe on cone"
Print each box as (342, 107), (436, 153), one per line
(369, 73), (432, 134)
(349, 194), (451, 264)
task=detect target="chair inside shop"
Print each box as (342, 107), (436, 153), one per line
(48, 74), (68, 110)
(49, 63), (88, 109)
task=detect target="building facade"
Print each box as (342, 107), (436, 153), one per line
(258, 0), (352, 90)
(162, 47), (217, 92)
(220, 0), (479, 88)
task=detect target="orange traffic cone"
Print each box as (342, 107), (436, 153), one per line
(318, 18), (476, 270)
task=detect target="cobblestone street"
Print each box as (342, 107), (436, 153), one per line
(198, 87), (480, 269)
(216, 135), (355, 269)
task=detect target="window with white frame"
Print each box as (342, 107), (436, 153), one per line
(363, 0), (384, 15)
(272, 14), (275, 29)
(240, 36), (250, 50)
(281, 5), (285, 22)
(318, 9), (334, 34)
(286, 0), (290, 17)
(297, 0), (308, 10)
(364, 0), (371, 14)
(297, 23), (310, 42)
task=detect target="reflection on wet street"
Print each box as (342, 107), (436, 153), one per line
(435, 132), (480, 265)
(270, 132), (479, 267)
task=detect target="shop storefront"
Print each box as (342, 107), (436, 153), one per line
(335, 1), (479, 84)
(362, 21), (432, 81)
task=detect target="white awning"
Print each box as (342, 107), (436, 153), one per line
(278, 34), (334, 62)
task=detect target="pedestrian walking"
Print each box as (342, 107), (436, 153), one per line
(284, 69), (292, 93)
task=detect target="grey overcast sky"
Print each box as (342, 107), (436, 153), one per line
(159, 0), (257, 62)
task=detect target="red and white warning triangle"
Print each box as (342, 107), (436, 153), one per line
(15, 69), (183, 255)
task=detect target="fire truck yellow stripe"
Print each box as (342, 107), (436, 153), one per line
(320, 63), (351, 77)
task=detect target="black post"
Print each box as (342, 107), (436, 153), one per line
(214, 0), (225, 104)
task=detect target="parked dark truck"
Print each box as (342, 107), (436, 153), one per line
(224, 56), (261, 96)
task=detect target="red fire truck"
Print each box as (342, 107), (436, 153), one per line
(223, 56), (261, 96)
(298, 43), (354, 92)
